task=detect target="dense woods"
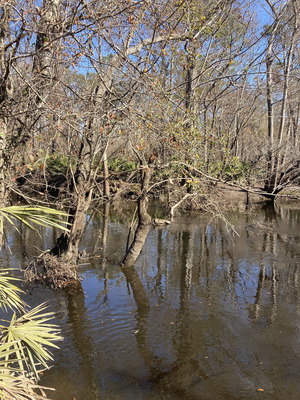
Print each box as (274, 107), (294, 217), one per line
(0, 0), (299, 256)
(0, 0), (299, 243)
(0, 0), (299, 398)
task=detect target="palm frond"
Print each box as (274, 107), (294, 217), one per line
(0, 372), (51, 400)
(0, 303), (62, 380)
(0, 271), (25, 313)
(0, 340), (26, 370)
(0, 341), (52, 400)
(0, 207), (64, 399)
(0, 206), (70, 233)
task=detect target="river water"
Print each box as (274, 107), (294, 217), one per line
(2, 201), (300, 400)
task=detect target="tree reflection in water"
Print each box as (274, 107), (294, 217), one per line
(3, 202), (300, 399)
(120, 227), (210, 399)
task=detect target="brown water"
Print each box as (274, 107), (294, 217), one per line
(2, 201), (300, 400)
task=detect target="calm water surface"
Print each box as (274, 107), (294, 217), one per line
(2, 202), (300, 400)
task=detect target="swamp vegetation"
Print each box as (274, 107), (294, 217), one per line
(1, 201), (300, 400)
(0, 0), (300, 398)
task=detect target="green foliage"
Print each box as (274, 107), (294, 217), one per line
(46, 154), (76, 177)
(0, 206), (67, 399)
(107, 157), (137, 173)
(223, 158), (250, 181)
(0, 205), (70, 239)
(0, 272), (25, 313)
(1, 303), (61, 379)
(0, 272), (62, 400)
(208, 157), (249, 181)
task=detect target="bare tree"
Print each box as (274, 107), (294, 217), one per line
(263, 0), (300, 195)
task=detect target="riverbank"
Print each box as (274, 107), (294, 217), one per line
(12, 168), (300, 215)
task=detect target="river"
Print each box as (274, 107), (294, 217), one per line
(1, 201), (300, 400)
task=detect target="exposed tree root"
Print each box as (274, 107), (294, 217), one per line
(24, 252), (79, 290)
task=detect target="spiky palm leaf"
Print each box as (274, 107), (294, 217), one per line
(0, 261), (62, 400)
(0, 205), (70, 236)
(0, 303), (62, 380)
(0, 271), (25, 313)
(0, 337), (56, 399)
(0, 206), (65, 399)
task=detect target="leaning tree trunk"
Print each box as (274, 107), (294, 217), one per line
(119, 164), (152, 269)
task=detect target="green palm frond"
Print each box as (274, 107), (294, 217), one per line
(0, 341), (51, 400)
(0, 271), (25, 313)
(0, 207), (65, 399)
(0, 303), (62, 380)
(0, 340), (25, 371)
(0, 205), (70, 235)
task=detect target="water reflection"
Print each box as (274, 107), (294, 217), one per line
(2, 202), (300, 399)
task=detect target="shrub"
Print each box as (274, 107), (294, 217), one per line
(107, 157), (137, 173)
(46, 154), (77, 176)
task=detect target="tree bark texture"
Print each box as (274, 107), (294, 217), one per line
(119, 164), (152, 269)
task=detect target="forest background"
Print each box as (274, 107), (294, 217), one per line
(0, 1), (299, 398)
(0, 0), (299, 262)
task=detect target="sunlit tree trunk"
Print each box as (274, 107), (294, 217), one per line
(120, 163), (152, 269)
(0, 3), (11, 246)
(264, 38), (276, 193)
(263, 0), (299, 195)
(274, 1), (298, 191)
(0, 121), (7, 246)
(33, 0), (61, 77)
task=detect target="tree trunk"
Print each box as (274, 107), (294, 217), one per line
(273, 6), (297, 189)
(103, 147), (110, 198)
(119, 164), (152, 269)
(50, 145), (97, 263)
(0, 4), (10, 247)
(184, 39), (197, 125)
(0, 121), (7, 247)
(33, 0), (61, 81)
(264, 27), (277, 193)
(62, 196), (91, 263)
